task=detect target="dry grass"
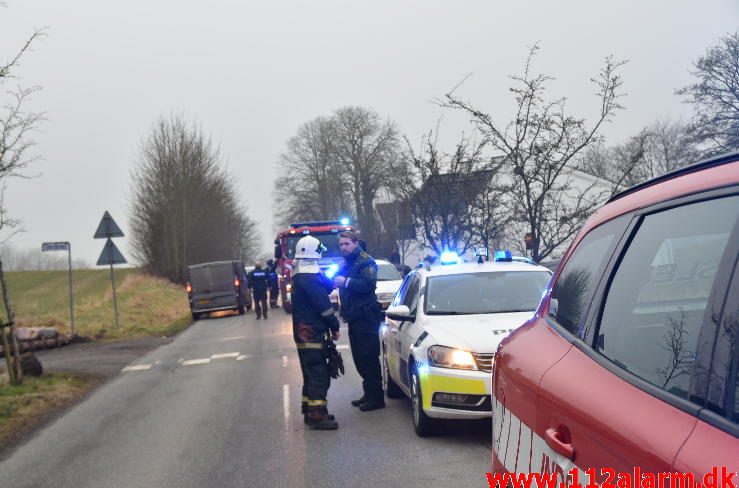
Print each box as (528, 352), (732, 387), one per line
(2, 268), (191, 341)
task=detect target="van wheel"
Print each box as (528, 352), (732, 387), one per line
(382, 346), (404, 399)
(411, 367), (437, 437)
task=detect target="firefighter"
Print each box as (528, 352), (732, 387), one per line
(333, 231), (385, 411)
(247, 261), (269, 319)
(292, 235), (341, 430)
(266, 259), (280, 308)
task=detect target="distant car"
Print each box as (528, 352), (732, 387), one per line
(186, 261), (250, 320)
(492, 152), (739, 477)
(382, 254), (552, 436)
(328, 259), (404, 311)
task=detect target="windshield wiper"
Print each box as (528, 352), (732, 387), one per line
(426, 311), (465, 315)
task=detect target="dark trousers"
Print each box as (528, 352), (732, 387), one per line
(348, 327), (383, 402)
(296, 344), (330, 412)
(253, 292), (268, 318)
(269, 287), (279, 308)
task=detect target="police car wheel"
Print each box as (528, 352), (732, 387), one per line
(411, 367), (436, 437)
(382, 346), (404, 399)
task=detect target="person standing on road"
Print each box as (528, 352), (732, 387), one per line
(333, 231), (385, 412)
(292, 235), (341, 430)
(247, 261), (269, 319)
(266, 259), (280, 309)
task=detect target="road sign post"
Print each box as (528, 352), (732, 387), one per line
(41, 241), (75, 336)
(94, 212), (126, 331)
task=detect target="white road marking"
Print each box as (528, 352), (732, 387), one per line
(154, 360), (162, 365)
(236, 355), (250, 361)
(178, 358), (184, 363)
(337, 344), (350, 350)
(211, 352), (240, 359)
(282, 355), (288, 367)
(121, 364), (152, 372)
(223, 335), (247, 341)
(283, 384), (290, 432)
(182, 358), (211, 366)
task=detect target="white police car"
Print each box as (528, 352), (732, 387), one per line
(381, 251), (552, 436)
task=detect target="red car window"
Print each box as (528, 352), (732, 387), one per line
(596, 195), (739, 402)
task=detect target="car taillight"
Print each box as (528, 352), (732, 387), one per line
(234, 278), (240, 287)
(186, 283), (192, 293)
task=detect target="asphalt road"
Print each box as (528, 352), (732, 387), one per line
(0, 310), (493, 488)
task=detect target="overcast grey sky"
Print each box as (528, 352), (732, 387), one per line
(2, 0), (737, 267)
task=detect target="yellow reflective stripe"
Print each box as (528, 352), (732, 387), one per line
(307, 399), (327, 406)
(321, 308), (334, 317)
(301, 396), (308, 402)
(296, 342), (324, 350)
(419, 374), (487, 410)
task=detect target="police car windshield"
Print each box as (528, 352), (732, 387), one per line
(425, 271), (551, 315)
(286, 233), (341, 259)
(377, 263), (402, 281)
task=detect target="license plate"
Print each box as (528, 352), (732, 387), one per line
(198, 299), (211, 305)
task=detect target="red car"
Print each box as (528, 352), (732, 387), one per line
(492, 152), (739, 482)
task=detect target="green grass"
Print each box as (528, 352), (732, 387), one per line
(0, 373), (95, 444)
(0, 268), (191, 340)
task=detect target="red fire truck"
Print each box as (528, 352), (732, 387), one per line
(273, 219), (353, 313)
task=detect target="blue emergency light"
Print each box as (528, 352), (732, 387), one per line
(324, 264), (339, 279)
(340, 217), (351, 226)
(494, 250), (513, 261)
(439, 251), (461, 265)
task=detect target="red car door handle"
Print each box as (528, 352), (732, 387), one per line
(545, 428), (575, 460)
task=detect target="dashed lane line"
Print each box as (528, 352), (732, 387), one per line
(121, 364), (152, 372)
(282, 355), (288, 368)
(211, 352), (240, 359)
(182, 358), (211, 366)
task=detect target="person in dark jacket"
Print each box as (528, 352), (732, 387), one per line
(247, 261), (269, 319)
(333, 231), (385, 411)
(266, 259), (280, 308)
(292, 235), (341, 430)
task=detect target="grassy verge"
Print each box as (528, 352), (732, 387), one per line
(1, 268), (191, 341)
(0, 373), (98, 447)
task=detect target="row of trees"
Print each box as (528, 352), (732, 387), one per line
(275, 31), (739, 263)
(130, 114), (260, 284)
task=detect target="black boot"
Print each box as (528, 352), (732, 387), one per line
(306, 410), (338, 430)
(359, 399), (386, 411)
(350, 395), (367, 407)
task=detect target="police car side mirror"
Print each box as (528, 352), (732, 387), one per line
(386, 305), (414, 322)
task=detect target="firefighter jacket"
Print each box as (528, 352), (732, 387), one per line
(337, 247), (382, 329)
(247, 267), (269, 297)
(292, 272), (340, 344)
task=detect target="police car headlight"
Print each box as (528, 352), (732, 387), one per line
(427, 346), (477, 370)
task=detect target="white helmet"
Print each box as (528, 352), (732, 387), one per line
(294, 235), (326, 259)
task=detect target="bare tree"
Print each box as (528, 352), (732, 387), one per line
(394, 131), (505, 255)
(444, 44), (626, 261)
(0, 11), (45, 385)
(332, 106), (400, 251)
(579, 118), (697, 190)
(273, 116), (348, 227)
(678, 31), (739, 155)
(130, 114), (260, 283)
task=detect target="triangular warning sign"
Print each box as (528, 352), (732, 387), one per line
(94, 211), (124, 239)
(97, 238), (127, 266)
